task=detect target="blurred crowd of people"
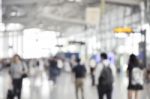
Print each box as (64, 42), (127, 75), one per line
(0, 52), (149, 99)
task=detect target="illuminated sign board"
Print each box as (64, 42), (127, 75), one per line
(113, 27), (134, 33)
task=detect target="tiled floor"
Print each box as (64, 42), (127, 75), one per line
(0, 69), (143, 99)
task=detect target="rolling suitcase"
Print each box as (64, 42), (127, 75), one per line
(6, 89), (14, 99)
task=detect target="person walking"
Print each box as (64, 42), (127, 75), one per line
(9, 54), (28, 99)
(73, 58), (86, 99)
(89, 59), (96, 86)
(49, 57), (59, 83)
(95, 53), (116, 99)
(127, 54), (144, 99)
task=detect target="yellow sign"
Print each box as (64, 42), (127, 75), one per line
(114, 27), (134, 33)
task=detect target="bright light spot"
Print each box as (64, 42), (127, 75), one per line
(124, 33), (141, 54)
(23, 28), (41, 34)
(114, 33), (128, 38)
(22, 78), (30, 98)
(68, 0), (74, 2)
(117, 46), (126, 54)
(23, 29), (58, 58)
(6, 23), (24, 31)
(10, 12), (17, 16)
(41, 80), (50, 96)
(76, 0), (82, 2)
(0, 23), (5, 32)
(147, 44), (150, 51)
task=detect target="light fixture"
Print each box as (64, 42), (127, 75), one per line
(114, 33), (128, 38)
(76, 0), (82, 2)
(68, 0), (82, 2)
(68, 0), (74, 2)
(10, 12), (17, 17)
(6, 23), (24, 31)
(0, 23), (5, 32)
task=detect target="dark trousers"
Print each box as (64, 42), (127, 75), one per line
(12, 78), (23, 99)
(97, 85), (112, 99)
(90, 68), (95, 86)
(91, 74), (95, 86)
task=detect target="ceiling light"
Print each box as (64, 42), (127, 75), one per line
(76, 0), (82, 2)
(68, 0), (81, 2)
(6, 23), (24, 31)
(10, 12), (17, 16)
(0, 23), (5, 32)
(68, 0), (74, 2)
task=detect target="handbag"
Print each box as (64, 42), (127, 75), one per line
(7, 89), (14, 99)
(22, 62), (28, 79)
(22, 73), (28, 79)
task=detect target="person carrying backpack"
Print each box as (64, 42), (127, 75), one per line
(95, 53), (116, 99)
(72, 58), (86, 99)
(127, 54), (144, 99)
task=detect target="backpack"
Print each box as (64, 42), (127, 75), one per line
(99, 64), (113, 86)
(131, 67), (144, 85)
(74, 65), (86, 78)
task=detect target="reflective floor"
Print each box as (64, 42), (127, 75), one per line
(0, 69), (146, 99)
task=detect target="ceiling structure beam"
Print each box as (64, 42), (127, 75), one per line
(40, 16), (86, 25)
(3, 15), (86, 27)
(3, 0), (69, 5)
(86, 0), (143, 7)
(105, 0), (143, 6)
(2, 0), (41, 5)
(3, 0), (143, 6)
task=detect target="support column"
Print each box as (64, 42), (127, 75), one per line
(0, 0), (2, 22)
(0, 0), (3, 58)
(3, 31), (9, 58)
(99, 0), (106, 52)
(140, 0), (147, 68)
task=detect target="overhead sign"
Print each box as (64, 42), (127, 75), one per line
(69, 41), (86, 45)
(113, 27), (134, 33)
(86, 7), (100, 26)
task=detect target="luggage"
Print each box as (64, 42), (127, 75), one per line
(6, 89), (14, 99)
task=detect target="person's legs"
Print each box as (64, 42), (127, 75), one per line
(128, 90), (133, 99)
(17, 79), (23, 99)
(76, 87), (79, 99)
(135, 91), (141, 99)
(80, 80), (84, 99)
(12, 79), (18, 97)
(13, 79), (22, 99)
(90, 68), (95, 86)
(81, 86), (84, 99)
(97, 86), (104, 99)
(99, 91), (104, 99)
(75, 80), (79, 99)
(106, 90), (112, 99)
(91, 74), (95, 86)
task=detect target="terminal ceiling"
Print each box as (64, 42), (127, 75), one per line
(2, 0), (143, 33)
